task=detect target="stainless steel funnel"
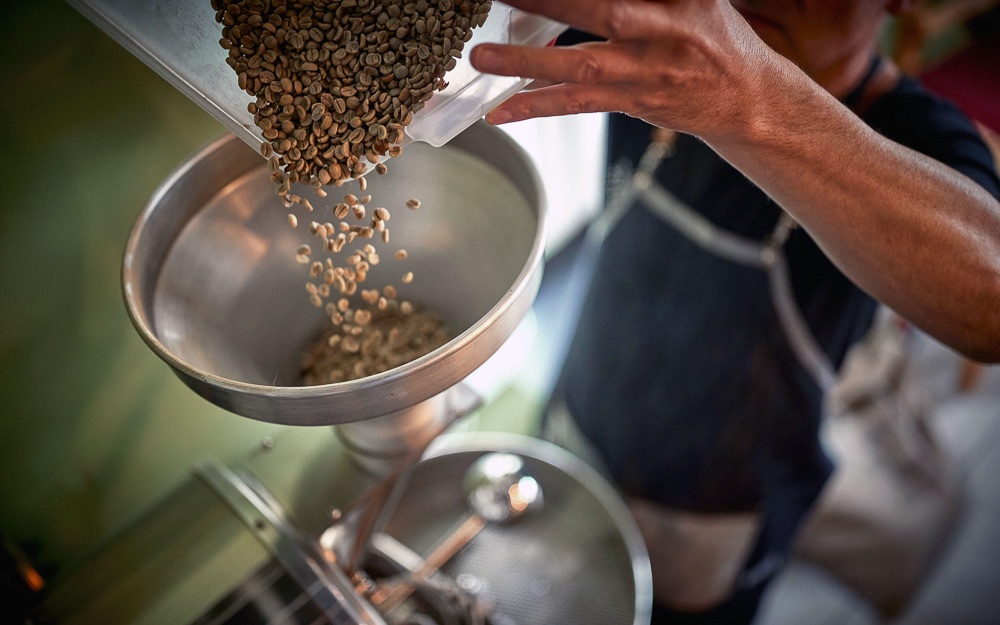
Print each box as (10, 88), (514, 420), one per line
(122, 121), (546, 427)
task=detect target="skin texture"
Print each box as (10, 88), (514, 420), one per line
(470, 0), (1000, 362)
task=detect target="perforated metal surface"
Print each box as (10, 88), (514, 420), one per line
(382, 434), (651, 625)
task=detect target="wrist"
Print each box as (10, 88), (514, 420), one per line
(702, 54), (837, 164)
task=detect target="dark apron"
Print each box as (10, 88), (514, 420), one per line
(551, 131), (842, 607)
(558, 57), (884, 520)
(545, 56), (904, 618)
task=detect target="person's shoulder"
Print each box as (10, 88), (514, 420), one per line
(867, 74), (981, 140)
(871, 75), (972, 129)
(868, 75), (1000, 199)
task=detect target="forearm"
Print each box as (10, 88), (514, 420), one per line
(709, 59), (1000, 361)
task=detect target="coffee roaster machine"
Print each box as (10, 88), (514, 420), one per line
(44, 0), (653, 621)
(39, 124), (652, 625)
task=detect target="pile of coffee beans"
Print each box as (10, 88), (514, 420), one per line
(212, 0), (492, 186)
(300, 302), (450, 383)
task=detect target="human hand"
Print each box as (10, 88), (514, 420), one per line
(470, 0), (783, 144)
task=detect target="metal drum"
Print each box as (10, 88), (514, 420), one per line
(41, 437), (650, 625)
(192, 433), (652, 625)
(374, 432), (654, 625)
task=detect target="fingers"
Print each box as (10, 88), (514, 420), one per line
(484, 83), (624, 125)
(471, 0), (773, 141)
(471, 41), (639, 86)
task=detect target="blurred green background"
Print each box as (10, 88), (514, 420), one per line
(0, 0), (300, 576)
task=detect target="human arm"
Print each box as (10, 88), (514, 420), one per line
(469, 0), (1000, 362)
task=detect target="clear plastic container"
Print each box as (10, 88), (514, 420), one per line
(68, 0), (566, 152)
(405, 4), (567, 147)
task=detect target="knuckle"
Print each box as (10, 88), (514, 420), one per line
(519, 98), (547, 120)
(563, 96), (594, 116)
(603, 2), (634, 41)
(573, 50), (604, 84)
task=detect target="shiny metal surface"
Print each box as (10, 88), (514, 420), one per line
(333, 383), (484, 576)
(374, 453), (543, 614)
(122, 121), (546, 426)
(196, 462), (387, 625)
(379, 432), (653, 625)
(464, 452), (543, 524)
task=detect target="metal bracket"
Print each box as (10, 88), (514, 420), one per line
(195, 461), (387, 625)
